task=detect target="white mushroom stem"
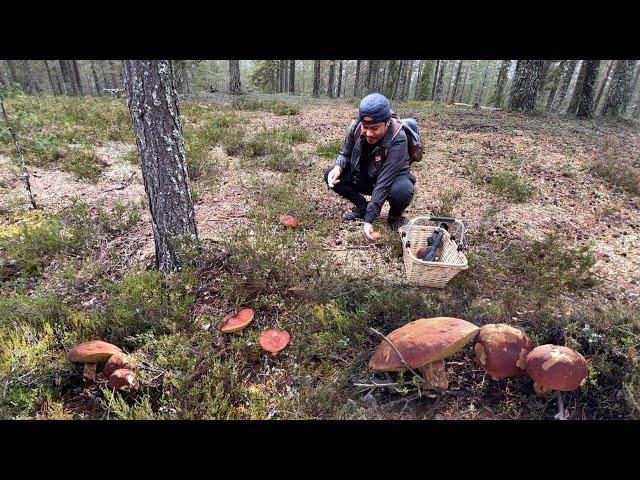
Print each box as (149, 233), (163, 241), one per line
(419, 360), (449, 389)
(83, 363), (97, 381)
(554, 391), (569, 420)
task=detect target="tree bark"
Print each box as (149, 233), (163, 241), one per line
(626, 62), (640, 116)
(90, 61), (101, 95)
(72, 60), (84, 96)
(602, 59), (635, 117)
(434, 60), (446, 102)
(20, 60), (38, 95)
(337, 60), (343, 98)
(551, 60), (577, 112)
(109, 60), (119, 90)
(545, 61), (566, 111)
(4, 60), (17, 86)
(59, 60), (75, 96)
(229, 60), (242, 94)
(508, 60), (545, 112)
(122, 60), (199, 272)
(44, 60), (57, 95)
(313, 60), (321, 97)
(490, 60), (511, 107)
(594, 60), (615, 112)
(450, 60), (464, 103)
(475, 61), (491, 106)
(431, 60), (440, 99)
(289, 60), (296, 94)
(569, 60), (601, 118)
(327, 60), (336, 98)
(354, 60), (361, 97)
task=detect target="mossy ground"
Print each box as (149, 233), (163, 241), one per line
(0, 92), (638, 419)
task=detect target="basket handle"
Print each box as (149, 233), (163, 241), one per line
(401, 216), (466, 251)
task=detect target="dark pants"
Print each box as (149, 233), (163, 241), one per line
(323, 165), (415, 218)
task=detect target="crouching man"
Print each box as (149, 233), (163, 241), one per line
(323, 93), (416, 241)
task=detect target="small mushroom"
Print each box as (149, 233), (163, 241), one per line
(102, 352), (132, 379)
(68, 340), (122, 381)
(221, 308), (255, 334)
(525, 344), (588, 420)
(107, 368), (137, 391)
(259, 329), (291, 355)
(369, 317), (480, 389)
(474, 324), (532, 379)
(279, 214), (300, 228)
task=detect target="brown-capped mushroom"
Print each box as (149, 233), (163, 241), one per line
(68, 340), (122, 381)
(368, 317), (480, 389)
(279, 215), (300, 228)
(102, 352), (132, 379)
(474, 324), (532, 379)
(525, 344), (588, 420)
(259, 329), (291, 355)
(221, 308), (255, 334)
(107, 368), (137, 391)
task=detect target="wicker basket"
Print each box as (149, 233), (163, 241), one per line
(398, 216), (469, 288)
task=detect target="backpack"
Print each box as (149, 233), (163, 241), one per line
(353, 115), (423, 164)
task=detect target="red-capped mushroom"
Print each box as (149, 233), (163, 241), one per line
(279, 215), (300, 228)
(369, 317), (480, 389)
(102, 352), (132, 379)
(259, 329), (291, 355)
(221, 308), (255, 334)
(525, 344), (588, 420)
(68, 340), (122, 381)
(107, 368), (137, 391)
(474, 324), (532, 379)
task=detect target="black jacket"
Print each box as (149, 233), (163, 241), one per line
(335, 119), (415, 223)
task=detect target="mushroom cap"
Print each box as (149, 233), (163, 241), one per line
(68, 340), (122, 363)
(474, 324), (532, 379)
(416, 247), (427, 259)
(279, 214), (300, 228)
(107, 368), (136, 391)
(259, 329), (291, 355)
(525, 344), (588, 392)
(102, 352), (132, 379)
(368, 317), (480, 372)
(221, 308), (255, 333)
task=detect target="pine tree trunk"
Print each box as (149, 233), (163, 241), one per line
(434, 60), (446, 102)
(44, 60), (57, 95)
(90, 61), (101, 95)
(59, 60), (75, 96)
(354, 60), (361, 97)
(122, 60), (199, 272)
(545, 61), (566, 111)
(289, 60), (295, 94)
(459, 62), (470, 102)
(313, 60), (321, 97)
(626, 62), (640, 115)
(100, 61), (110, 89)
(109, 60), (119, 90)
(536, 60), (552, 100)
(229, 60), (242, 94)
(490, 60), (511, 107)
(475, 61), (490, 106)
(72, 60), (84, 96)
(5, 60), (17, 86)
(337, 60), (343, 98)
(327, 60), (336, 98)
(21, 60), (38, 95)
(431, 60), (440, 99)
(450, 60), (464, 103)
(508, 60), (545, 112)
(552, 60), (577, 112)
(594, 60), (615, 112)
(602, 60), (635, 117)
(570, 60), (601, 118)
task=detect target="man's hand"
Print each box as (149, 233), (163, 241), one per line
(327, 165), (342, 188)
(363, 222), (376, 242)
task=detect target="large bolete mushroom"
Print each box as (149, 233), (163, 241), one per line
(474, 324), (532, 379)
(368, 317), (480, 389)
(102, 352), (132, 379)
(259, 329), (291, 355)
(525, 344), (588, 420)
(107, 368), (137, 391)
(279, 214), (300, 228)
(221, 308), (255, 334)
(68, 340), (122, 381)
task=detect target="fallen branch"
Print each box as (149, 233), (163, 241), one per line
(323, 245), (374, 251)
(0, 94), (37, 209)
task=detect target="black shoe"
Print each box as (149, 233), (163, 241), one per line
(341, 207), (366, 222)
(387, 215), (407, 231)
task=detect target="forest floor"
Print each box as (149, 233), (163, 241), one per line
(1, 91), (639, 420)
